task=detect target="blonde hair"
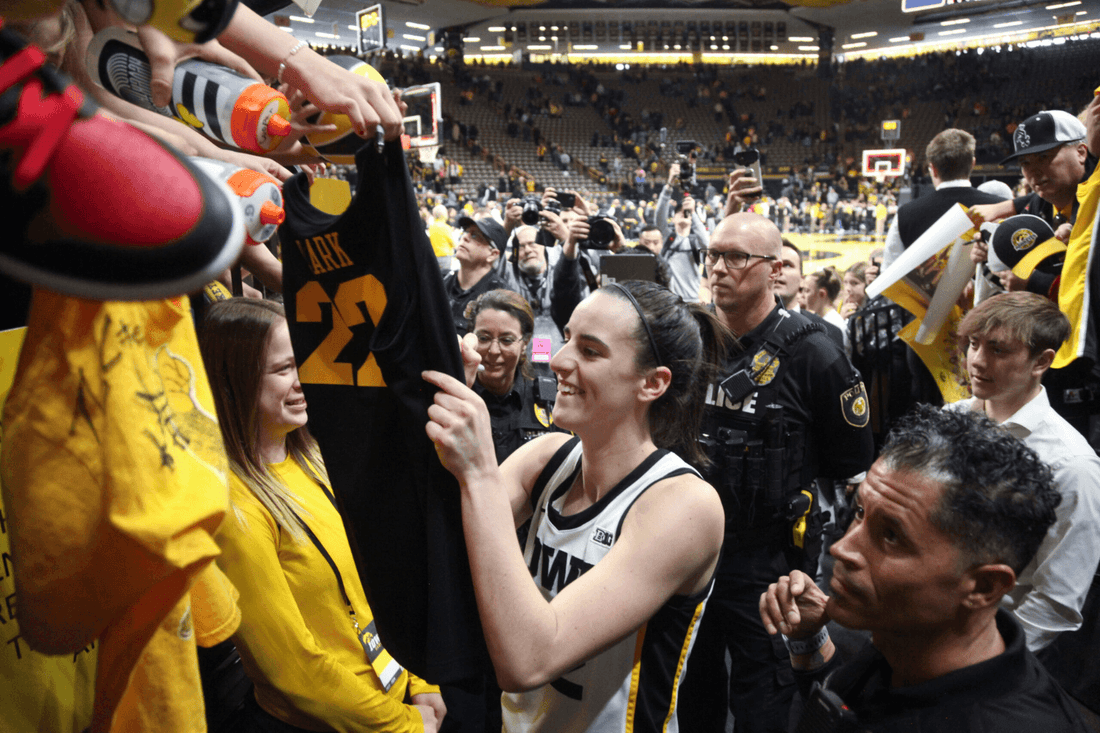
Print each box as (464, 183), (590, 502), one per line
(198, 299), (328, 542)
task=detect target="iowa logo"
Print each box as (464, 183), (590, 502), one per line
(1011, 228), (1038, 252)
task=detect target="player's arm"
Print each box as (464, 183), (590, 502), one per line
(424, 371), (723, 691)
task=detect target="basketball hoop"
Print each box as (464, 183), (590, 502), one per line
(418, 144), (440, 164)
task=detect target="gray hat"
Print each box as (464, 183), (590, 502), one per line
(457, 216), (507, 250)
(1001, 110), (1086, 164)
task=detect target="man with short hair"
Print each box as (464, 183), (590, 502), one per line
(759, 405), (1090, 732)
(884, 129), (1006, 269)
(680, 213), (874, 733)
(973, 109), (1100, 449)
(442, 217), (507, 335)
(636, 224), (664, 255)
(948, 292), (1100, 711)
(494, 222), (584, 356)
(777, 241), (843, 347)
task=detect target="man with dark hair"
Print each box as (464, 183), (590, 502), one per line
(949, 292), (1100, 712)
(777, 241), (843, 348)
(760, 405), (1089, 732)
(636, 224), (664, 255)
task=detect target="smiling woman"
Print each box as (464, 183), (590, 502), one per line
(424, 280), (736, 732)
(198, 299), (445, 733)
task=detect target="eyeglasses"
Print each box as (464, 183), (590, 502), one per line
(475, 332), (522, 349)
(704, 248), (777, 270)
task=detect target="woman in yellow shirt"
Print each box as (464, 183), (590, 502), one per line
(198, 299), (445, 732)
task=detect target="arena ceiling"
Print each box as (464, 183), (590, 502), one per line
(270, 0), (1100, 60)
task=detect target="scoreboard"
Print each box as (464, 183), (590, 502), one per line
(357, 5), (384, 54)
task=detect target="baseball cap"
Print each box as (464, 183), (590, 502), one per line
(1000, 110), (1086, 164)
(457, 216), (507, 250)
(987, 214), (1066, 280)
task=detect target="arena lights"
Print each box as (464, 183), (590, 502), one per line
(403, 34), (426, 41)
(488, 27), (506, 32)
(620, 44), (632, 49)
(481, 45), (505, 50)
(842, 41), (867, 48)
(994, 20), (1024, 27)
(798, 45), (820, 50)
(399, 44), (420, 51)
(889, 36), (909, 41)
(789, 36), (814, 42)
(574, 44), (598, 50)
(939, 28), (966, 35)
(528, 44), (551, 50)
(289, 15), (314, 23)
(941, 18), (970, 25)
(406, 22), (430, 30)
(1047, 1), (1081, 8)
(851, 31), (878, 38)
(463, 37), (480, 42)
(279, 26), (295, 32)
(316, 32), (339, 38)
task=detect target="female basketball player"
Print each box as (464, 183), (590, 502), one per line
(424, 280), (731, 732)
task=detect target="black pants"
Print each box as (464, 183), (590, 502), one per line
(679, 542), (797, 733)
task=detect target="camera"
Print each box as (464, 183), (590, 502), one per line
(580, 211), (616, 250)
(674, 140), (698, 187)
(520, 195), (562, 226)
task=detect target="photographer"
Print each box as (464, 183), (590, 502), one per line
(656, 164), (709, 302)
(494, 198), (586, 357)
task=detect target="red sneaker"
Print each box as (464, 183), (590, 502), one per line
(0, 23), (245, 300)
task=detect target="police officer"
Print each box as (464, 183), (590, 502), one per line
(465, 288), (562, 464)
(681, 212), (875, 733)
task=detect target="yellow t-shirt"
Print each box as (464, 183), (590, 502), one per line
(218, 458), (438, 732)
(428, 220), (457, 258)
(0, 292), (229, 732)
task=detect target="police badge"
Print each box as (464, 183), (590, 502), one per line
(841, 383), (870, 428)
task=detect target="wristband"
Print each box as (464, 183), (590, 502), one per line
(278, 41), (308, 85)
(782, 627), (829, 656)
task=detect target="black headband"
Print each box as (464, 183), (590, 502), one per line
(607, 283), (663, 368)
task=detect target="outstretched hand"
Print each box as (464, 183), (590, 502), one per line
(759, 569), (831, 640)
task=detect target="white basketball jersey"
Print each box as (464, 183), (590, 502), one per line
(503, 437), (713, 733)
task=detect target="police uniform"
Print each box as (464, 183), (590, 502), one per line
(681, 300), (874, 733)
(503, 437), (712, 733)
(475, 372), (562, 464)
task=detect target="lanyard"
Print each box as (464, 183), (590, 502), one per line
(288, 483), (404, 692)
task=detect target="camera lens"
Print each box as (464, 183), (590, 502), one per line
(587, 217), (615, 248)
(521, 197), (542, 226)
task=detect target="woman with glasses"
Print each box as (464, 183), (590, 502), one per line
(424, 280), (732, 732)
(465, 289), (564, 464)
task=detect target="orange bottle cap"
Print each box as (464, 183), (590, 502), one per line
(260, 200), (286, 226)
(267, 114), (291, 137)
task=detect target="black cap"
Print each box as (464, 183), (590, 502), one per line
(988, 214), (1066, 280)
(1000, 110), (1086, 165)
(457, 216), (507, 251)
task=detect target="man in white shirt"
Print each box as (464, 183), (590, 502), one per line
(947, 291), (1100, 655)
